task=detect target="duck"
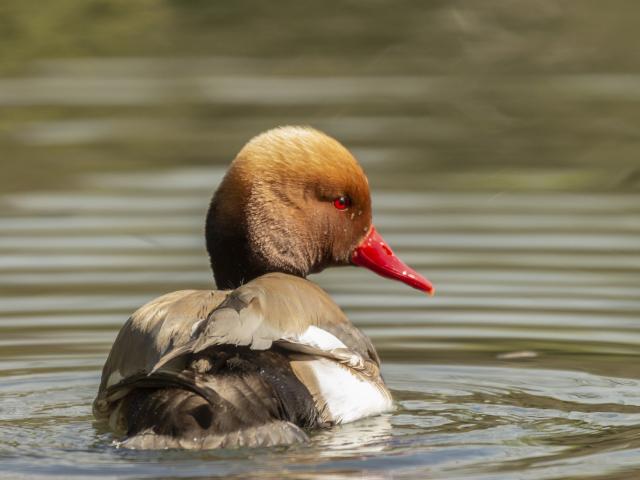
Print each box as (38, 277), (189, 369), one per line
(93, 126), (434, 449)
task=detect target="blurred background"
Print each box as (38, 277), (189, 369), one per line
(1, 1), (639, 479)
(2, 0), (639, 193)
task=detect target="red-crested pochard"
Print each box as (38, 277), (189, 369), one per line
(93, 126), (433, 449)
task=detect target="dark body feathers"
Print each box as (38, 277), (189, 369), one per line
(113, 348), (319, 449)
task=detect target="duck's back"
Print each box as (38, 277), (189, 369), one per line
(94, 273), (392, 449)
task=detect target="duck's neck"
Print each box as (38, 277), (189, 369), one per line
(205, 201), (308, 290)
(206, 231), (261, 289)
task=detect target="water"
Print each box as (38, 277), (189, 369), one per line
(1, 2), (640, 479)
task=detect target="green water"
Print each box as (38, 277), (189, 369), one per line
(1, 2), (639, 479)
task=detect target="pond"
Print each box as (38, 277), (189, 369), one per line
(1, 2), (639, 479)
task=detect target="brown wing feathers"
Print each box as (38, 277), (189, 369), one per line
(150, 273), (380, 375)
(95, 273), (382, 449)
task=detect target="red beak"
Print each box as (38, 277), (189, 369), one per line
(351, 226), (434, 295)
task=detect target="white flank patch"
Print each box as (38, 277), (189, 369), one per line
(293, 357), (393, 424)
(279, 325), (350, 356)
(295, 326), (347, 351)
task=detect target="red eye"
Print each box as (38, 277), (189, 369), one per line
(333, 195), (351, 210)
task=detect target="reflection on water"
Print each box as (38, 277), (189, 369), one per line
(1, 1), (640, 479)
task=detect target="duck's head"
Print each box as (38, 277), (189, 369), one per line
(206, 126), (433, 295)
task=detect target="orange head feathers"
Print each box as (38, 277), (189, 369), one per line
(205, 126), (433, 295)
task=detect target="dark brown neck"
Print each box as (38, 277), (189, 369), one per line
(205, 201), (308, 290)
(206, 232), (260, 289)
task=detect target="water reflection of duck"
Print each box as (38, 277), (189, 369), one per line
(93, 126), (433, 449)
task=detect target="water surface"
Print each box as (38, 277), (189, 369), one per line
(1, 2), (640, 479)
